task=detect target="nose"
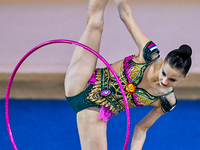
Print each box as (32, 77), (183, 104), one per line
(162, 77), (168, 85)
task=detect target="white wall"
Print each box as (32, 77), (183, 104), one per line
(0, 1), (199, 73)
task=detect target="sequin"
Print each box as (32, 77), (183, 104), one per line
(101, 89), (111, 96)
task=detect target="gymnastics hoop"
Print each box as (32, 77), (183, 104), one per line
(5, 39), (131, 150)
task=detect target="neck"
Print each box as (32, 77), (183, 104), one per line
(151, 60), (162, 85)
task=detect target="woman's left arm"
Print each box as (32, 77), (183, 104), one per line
(130, 107), (164, 150)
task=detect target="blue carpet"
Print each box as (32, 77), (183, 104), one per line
(1, 99), (200, 150)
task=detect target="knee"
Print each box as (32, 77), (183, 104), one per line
(86, 11), (104, 32)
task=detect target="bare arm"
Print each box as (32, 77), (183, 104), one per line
(131, 107), (164, 150)
(114, 0), (150, 57)
(131, 92), (177, 150)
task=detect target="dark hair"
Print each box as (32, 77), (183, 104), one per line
(164, 44), (192, 76)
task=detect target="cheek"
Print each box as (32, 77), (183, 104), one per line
(158, 72), (163, 80)
(169, 81), (179, 87)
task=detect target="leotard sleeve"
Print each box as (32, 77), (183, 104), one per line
(143, 41), (160, 64)
(160, 95), (177, 113)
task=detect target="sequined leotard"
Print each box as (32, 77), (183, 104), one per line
(66, 41), (177, 121)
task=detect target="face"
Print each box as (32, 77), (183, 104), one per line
(158, 62), (185, 87)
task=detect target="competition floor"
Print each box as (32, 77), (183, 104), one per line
(1, 99), (200, 150)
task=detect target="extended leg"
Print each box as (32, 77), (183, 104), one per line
(65, 0), (109, 96)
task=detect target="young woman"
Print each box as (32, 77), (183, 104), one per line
(64, 0), (192, 149)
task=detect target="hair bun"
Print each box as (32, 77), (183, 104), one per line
(177, 44), (192, 60)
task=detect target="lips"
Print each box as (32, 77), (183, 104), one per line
(161, 82), (166, 86)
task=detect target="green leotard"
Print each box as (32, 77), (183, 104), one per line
(66, 41), (177, 117)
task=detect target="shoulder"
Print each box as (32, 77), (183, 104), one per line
(160, 91), (177, 113)
(142, 41), (160, 64)
(166, 92), (177, 105)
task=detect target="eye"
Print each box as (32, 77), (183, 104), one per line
(170, 78), (176, 82)
(162, 70), (166, 76)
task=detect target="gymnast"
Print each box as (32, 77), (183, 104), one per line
(64, 0), (192, 149)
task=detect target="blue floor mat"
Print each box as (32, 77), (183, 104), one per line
(1, 99), (200, 150)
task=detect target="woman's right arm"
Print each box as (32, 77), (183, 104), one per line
(131, 106), (164, 150)
(114, 0), (150, 56)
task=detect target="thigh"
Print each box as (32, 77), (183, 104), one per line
(65, 21), (103, 97)
(77, 109), (107, 150)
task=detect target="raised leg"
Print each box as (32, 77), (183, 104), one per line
(65, 0), (109, 97)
